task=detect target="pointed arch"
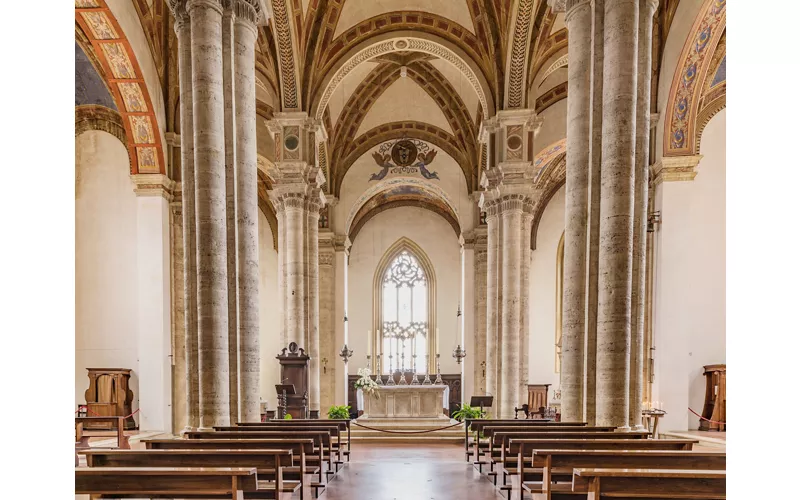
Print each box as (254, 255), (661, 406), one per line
(371, 237), (438, 374)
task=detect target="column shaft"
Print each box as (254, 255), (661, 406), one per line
(221, 0), (239, 425)
(277, 206), (287, 346)
(630, 0), (658, 428)
(597, 0), (639, 429)
(500, 198), (523, 419)
(188, 0), (230, 428)
(519, 204), (534, 404)
(234, 9), (260, 423)
(319, 239), (336, 412)
(306, 196), (321, 414)
(284, 194), (306, 346)
(484, 202), (500, 415)
(586, 0), (605, 426)
(561, 0), (592, 422)
(473, 238), (488, 394)
(174, 8), (200, 431)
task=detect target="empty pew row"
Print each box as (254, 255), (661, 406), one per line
(465, 420), (589, 461)
(572, 468), (726, 499)
(217, 423), (347, 467)
(237, 419), (352, 462)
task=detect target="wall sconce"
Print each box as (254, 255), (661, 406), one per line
(647, 211), (662, 233)
(339, 344), (353, 364)
(321, 357), (328, 375)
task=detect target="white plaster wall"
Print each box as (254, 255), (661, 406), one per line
(429, 59), (481, 123)
(335, 147), (474, 235)
(355, 78), (454, 136)
(328, 62), (379, 126)
(533, 100), (567, 157)
(334, 0), (476, 37)
(347, 207), (463, 376)
(75, 131), (139, 412)
(653, 109), (726, 431)
(258, 211), (281, 411)
(529, 186), (565, 389)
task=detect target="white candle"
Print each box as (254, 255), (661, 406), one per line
(367, 330), (371, 358)
(436, 328), (440, 355)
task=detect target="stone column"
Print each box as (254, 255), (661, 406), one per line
(319, 228), (337, 413)
(482, 198), (500, 414)
(472, 226), (488, 394)
(499, 196), (523, 418)
(170, 195), (188, 433)
(586, 0), (605, 426)
(519, 199), (534, 402)
(187, 0), (230, 429)
(131, 174), (176, 432)
(277, 203), (287, 346)
(596, 0), (639, 429)
(284, 191), (306, 346)
(171, 3), (200, 431)
(333, 235), (351, 406)
(561, 0), (592, 423)
(221, 0), (239, 426)
(629, 0), (658, 430)
(233, 0), (262, 423)
(305, 193), (322, 415)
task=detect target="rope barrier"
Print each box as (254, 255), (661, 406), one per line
(351, 421), (463, 434)
(688, 407), (725, 426)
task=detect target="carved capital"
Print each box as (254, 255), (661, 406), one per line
(130, 173), (176, 199)
(651, 155), (703, 185)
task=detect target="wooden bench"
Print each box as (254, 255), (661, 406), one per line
(572, 468), (726, 499)
(465, 420), (589, 462)
(80, 449), (296, 499)
(237, 419), (352, 462)
(527, 450), (726, 500)
(144, 438), (326, 497)
(185, 429), (335, 476)
(217, 424), (346, 467)
(75, 466), (259, 499)
(76, 416), (130, 449)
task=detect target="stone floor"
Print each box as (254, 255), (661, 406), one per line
(321, 443), (503, 499)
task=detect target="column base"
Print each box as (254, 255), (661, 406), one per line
(631, 424), (647, 432)
(613, 425), (632, 432)
(197, 426), (215, 432)
(181, 425), (197, 435)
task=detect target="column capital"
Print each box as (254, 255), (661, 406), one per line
(462, 226), (488, 250)
(333, 234), (351, 253)
(130, 173), (176, 199)
(565, 0), (591, 23)
(651, 155), (703, 185)
(548, 0), (567, 13)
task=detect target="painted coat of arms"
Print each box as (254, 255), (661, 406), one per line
(370, 139), (439, 181)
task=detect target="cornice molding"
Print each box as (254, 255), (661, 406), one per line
(651, 155), (703, 185)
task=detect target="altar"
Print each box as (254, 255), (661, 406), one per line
(360, 385), (449, 419)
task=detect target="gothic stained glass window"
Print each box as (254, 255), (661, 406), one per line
(381, 250), (428, 374)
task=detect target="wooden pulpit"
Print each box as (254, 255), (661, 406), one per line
(700, 364), (726, 431)
(276, 342), (309, 419)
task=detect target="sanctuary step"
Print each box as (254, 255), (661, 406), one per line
(349, 418), (464, 443)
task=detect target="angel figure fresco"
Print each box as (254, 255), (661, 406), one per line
(414, 149), (439, 180)
(370, 151), (393, 181)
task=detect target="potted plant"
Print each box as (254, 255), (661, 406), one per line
(354, 368), (380, 398)
(327, 405), (351, 420)
(452, 403), (486, 422)
(283, 413), (293, 420)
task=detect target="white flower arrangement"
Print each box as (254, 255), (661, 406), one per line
(354, 367), (380, 398)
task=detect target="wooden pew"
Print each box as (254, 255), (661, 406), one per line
(488, 431), (650, 487)
(465, 420), (589, 463)
(237, 420), (352, 462)
(572, 468), (726, 499)
(75, 466), (258, 499)
(144, 438), (325, 497)
(507, 439), (699, 500)
(81, 449), (296, 499)
(529, 450), (725, 500)
(75, 416), (129, 449)
(217, 424), (346, 467)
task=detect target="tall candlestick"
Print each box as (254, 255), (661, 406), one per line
(436, 327), (440, 356)
(367, 330), (371, 359)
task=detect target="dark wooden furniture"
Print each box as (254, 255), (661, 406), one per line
(75, 467), (258, 500)
(277, 343), (310, 419)
(81, 449), (296, 499)
(700, 363), (726, 431)
(464, 419), (577, 462)
(572, 468), (726, 499)
(75, 416), (130, 449)
(83, 368), (135, 429)
(527, 384), (550, 417)
(236, 419), (352, 462)
(348, 373), (461, 414)
(526, 450), (726, 500)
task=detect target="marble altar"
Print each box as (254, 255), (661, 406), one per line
(362, 385), (449, 419)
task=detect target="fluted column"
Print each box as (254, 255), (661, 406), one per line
(500, 196), (523, 418)
(483, 199), (500, 414)
(561, 0), (592, 423)
(221, 0), (239, 426)
(186, 0), (230, 429)
(306, 193), (322, 415)
(171, 2), (200, 431)
(586, 0), (605, 426)
(472, 227), (488, 394)
(234, 0), (261, 422)
(597, 0), (639, 429)
(629, 0), (658, 429)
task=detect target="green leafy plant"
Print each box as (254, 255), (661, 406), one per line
(283, 413), (293, 420)
(452, 403), (486, 422)
(327, 405), (351, 419)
